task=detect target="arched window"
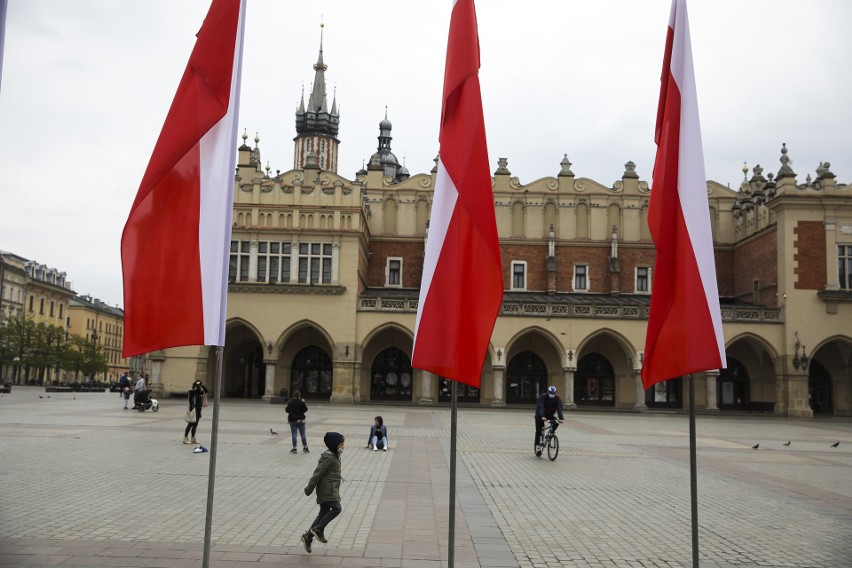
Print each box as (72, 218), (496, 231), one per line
(291, 346), (333, 399)
(370, 347), (413, 401)
(718, 357), (749, 410)
(808, 360), (833, 415)
(574, 352), (615, 406)
(575, 202), (590, 239)
(506, 351), (547, 404)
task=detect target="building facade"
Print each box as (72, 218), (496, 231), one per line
(152, 46), (852, 418)
(67, 295), (129, 383)
(0, 251), (76, 382)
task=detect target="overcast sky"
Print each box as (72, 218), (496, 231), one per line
(1, 0), (850, 309)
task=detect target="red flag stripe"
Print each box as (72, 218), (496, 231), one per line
(121, 0), (244, 357)
(412, 0), (502, 387)
(642, 0), (726, 389)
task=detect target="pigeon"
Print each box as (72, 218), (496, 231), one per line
(752, 443), (760, 449)
(783, 441), (791, 446)
(270, 428), (278, 436)
(39, 395), (44, 398)
(831, 442), (839, 448)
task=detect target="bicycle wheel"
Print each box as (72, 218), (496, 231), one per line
(547, 434), (559, 461)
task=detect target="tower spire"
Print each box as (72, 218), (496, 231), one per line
(308, 23), (328, 112)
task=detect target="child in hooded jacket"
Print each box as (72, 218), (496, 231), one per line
(300, 432), (345, 553)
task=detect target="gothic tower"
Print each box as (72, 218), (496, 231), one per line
(294, 24), (340, 173)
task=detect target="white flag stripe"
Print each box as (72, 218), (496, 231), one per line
(413, 160), (459, 351)
(199, 0), (245, 346)
(670, 0), (726, 360)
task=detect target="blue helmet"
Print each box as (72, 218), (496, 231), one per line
(547, 386), (557, 394)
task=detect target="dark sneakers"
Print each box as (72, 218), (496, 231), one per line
(303, 446), (310, 453)
(289, 448), (297, 454)
(300, 532), (312, 553)
(310, 527), (327, 543)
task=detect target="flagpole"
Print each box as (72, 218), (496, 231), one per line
(448, 379), (458, 568)
(202, 346), (224, 568)
(688, 373), (699, 568)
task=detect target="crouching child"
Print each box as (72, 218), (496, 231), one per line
(301, 432), (345, 553)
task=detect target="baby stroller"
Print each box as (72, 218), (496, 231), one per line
(133, 389), (159, 412)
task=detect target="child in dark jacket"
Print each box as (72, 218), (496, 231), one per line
(301, 432), (345, 553)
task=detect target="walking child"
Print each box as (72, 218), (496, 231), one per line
(300, 432), (345, 553)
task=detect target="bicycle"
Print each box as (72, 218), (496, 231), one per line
(534, 419), (560, 461)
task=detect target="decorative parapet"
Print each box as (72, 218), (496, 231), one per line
(358, 294), (782, 323)
(230, 283), (346, 295)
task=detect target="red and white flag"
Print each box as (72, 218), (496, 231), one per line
(642, 0), (726, 389)
(121, 0), (245, 357)
(412, 0), (502, 388)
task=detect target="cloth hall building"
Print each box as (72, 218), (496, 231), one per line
(151, 42), (852, 419)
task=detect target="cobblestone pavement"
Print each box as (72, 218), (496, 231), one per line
(0, 386), (850, 567)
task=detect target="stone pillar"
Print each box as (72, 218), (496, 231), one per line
(633, 370), (647, 411)
(786, 373), (813, 418)
(149, 350), (165, 396)
(248, 240), (258, 282)
(704, 370), (719, 412)
(419, 370), (434, 404)
(330, 358), (355, 404)
(261, 361), (276, 402)
(491, 367), (506, 407)
(562, 367), (577, 409)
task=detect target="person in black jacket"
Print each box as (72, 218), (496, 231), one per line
(534, 385), (564, 456)
(286, 390), (309, 454)
(183, 380), (208, 444)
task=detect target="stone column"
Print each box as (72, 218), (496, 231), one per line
(149, 350), (165, 396)
(563, 367), (576, 409)
(261, 361), (276, 402)
(786, 373), (813, 418)
(491, 367), (506, 407)
(248, 240), (258, 282)
(633, 370), (647, 411)
(419, 370), (434, 404)
(704, 370), (719, 412)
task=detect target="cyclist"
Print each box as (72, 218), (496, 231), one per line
(535, 385), (564, 456)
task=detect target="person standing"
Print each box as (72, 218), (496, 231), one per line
(132, 374), (146, 409)
(300, 432), (345, 554)
(285, 390), (309, 454)
(534, 385), (564, 457)
(183, 380), (208, 444)
(119, 373), (131, 410)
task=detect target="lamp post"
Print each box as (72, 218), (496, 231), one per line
(90, 329), (99, 384)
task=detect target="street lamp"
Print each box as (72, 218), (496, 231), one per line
(90, 330), (99, 384)
(792, 331), (809, 371)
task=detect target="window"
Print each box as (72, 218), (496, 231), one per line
(229, 240), (251, 282)
(298, 243), (333, 284)
(636, 267), (650, 293)
(50, 301), (54, 317)
(29, 296), (33, 312)
(59, 304), (63, 319)
(39, 298), (44, 314)
(574, 265), (588, 292)
(839, 245), (852, 290)
(257, 241), (292, 283)
(511, 261), (527, 291)
(387, 258), (402, 287)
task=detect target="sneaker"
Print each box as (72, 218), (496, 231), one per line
(310, 527), (327, 543)
(383, 447), (388, 452)
(289, 448), (297, 454)
(300, 532), (312, 553)
(535, 449), (542, 457)
(373, 446), (378, 451)
(303, 446), (310, 453)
